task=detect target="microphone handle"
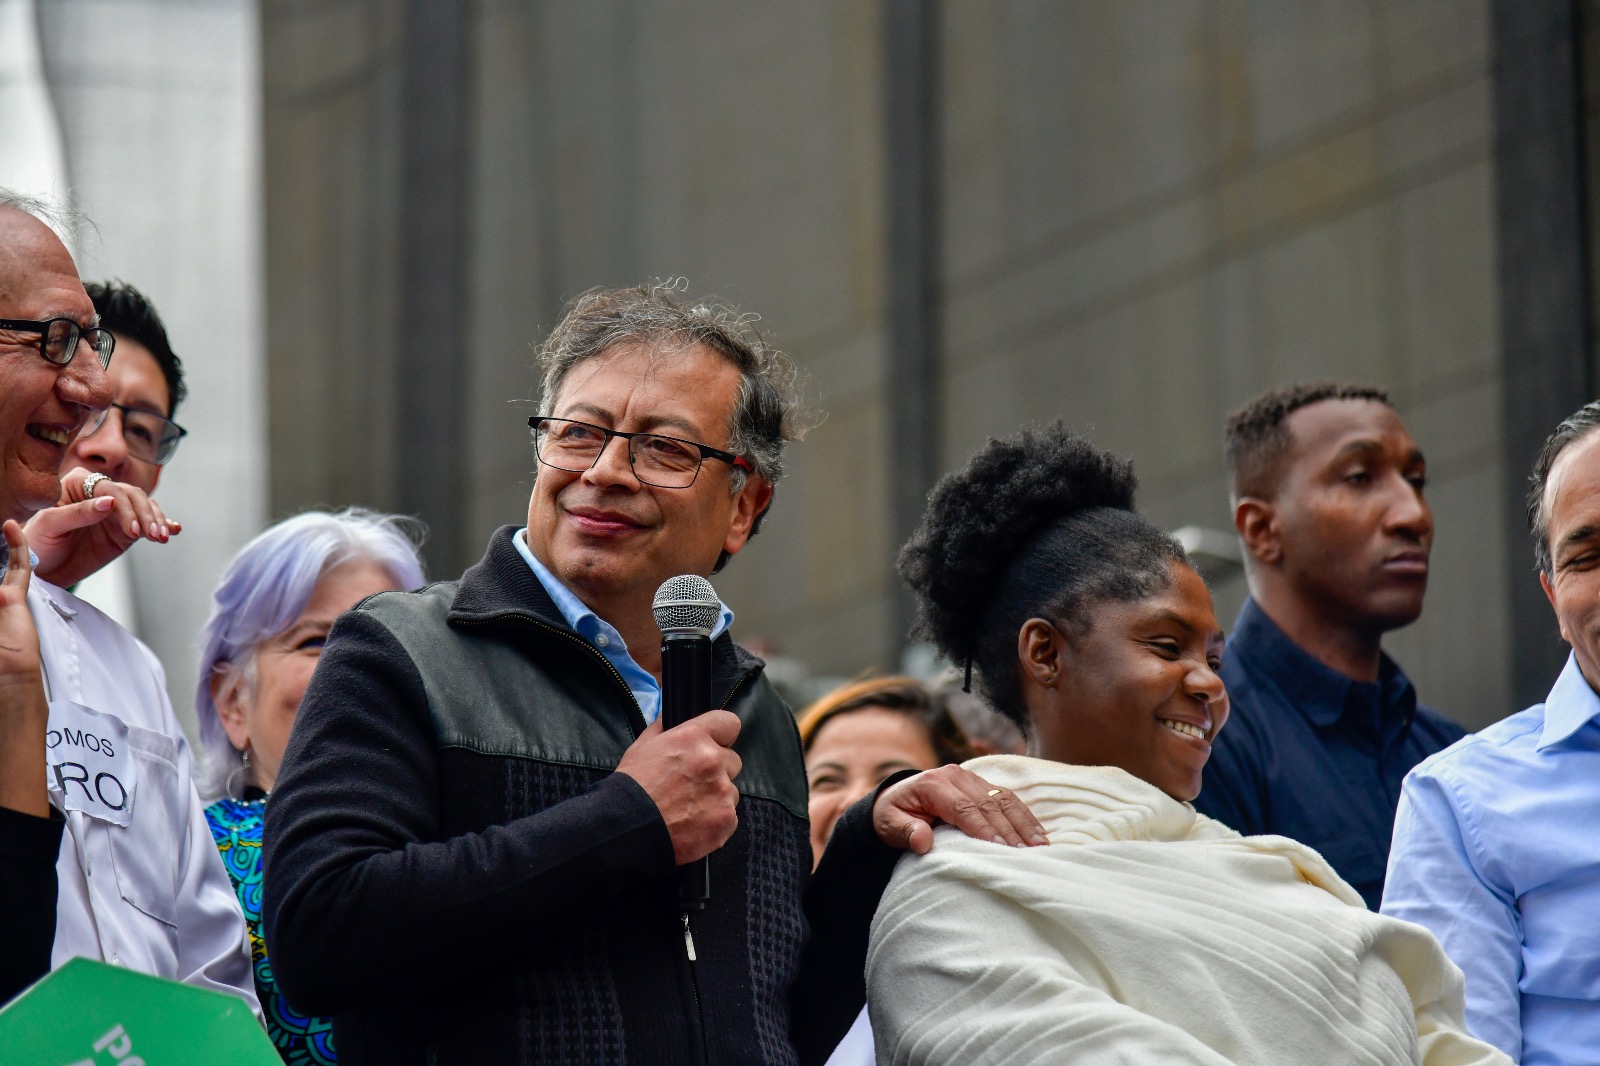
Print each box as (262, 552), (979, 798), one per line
(661, 632), (714, 910)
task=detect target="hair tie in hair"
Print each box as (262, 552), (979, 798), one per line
(963, 656), (973, 694)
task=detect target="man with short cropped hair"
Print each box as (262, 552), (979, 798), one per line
(1383, 401), (1600, 1063)
(264, 283), (1046, 1066)
(1193, 382), (1464, 910)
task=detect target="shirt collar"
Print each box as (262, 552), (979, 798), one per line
(1538, 651), (1600, 750)
(510, 528), (733, 644)
(0, 544), (40, 570)
(1229, 598), (1415, 729)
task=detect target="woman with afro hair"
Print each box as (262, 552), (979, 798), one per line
(865, 423), (1507, 1066)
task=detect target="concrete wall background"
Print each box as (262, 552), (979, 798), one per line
(937, 1), (1508, 724)
(265, 0), (899, 678)
(17, 0), (266, 741)
(261, 0), (1524, 728)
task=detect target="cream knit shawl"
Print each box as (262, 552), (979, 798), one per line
(866, 756), (1511, 1066)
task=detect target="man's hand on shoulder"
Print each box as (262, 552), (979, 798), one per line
(873, 766), (1049, 854)
(24, 467), (180, 588)
(616, 710), (743, 865)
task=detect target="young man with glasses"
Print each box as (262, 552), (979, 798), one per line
(0, 193), (254, 1008)
(68, 281), (188, 497)
(264, 284), (1046, 1066)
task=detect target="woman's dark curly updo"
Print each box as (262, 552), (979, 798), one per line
(897, 423), (1190, 732)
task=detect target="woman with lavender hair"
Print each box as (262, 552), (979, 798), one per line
(195, 509), (425, 1065)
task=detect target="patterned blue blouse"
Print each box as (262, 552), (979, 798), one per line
(205, 796), (337, 1065)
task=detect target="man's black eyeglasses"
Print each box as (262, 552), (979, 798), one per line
(530, 416), (752, 489)
(90, 403), (188, 466)
(0, 317), (115, 370)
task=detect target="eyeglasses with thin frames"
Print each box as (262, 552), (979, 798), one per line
(529, 416), (751, 489)
(85, 403), (188, 466)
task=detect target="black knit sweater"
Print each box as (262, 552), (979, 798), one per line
(0, 805), (61, 1005)
(263, 527), (899, 1065)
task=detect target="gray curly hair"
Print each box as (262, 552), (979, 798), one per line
(535, 281), (811, 568)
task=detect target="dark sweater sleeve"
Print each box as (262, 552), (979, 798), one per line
(0, 805), (63, 1005)
(788, 769), (917, 1066)
(262, 610), (677, 1016)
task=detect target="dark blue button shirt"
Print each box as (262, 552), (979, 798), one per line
(1193, 598), (1465, 910)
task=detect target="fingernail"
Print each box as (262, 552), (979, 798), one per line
(161, 524), (170, 537)
(94, 497), (113, 511)
(1029, 833), (1049, 846)
(130, 521), (140, 537)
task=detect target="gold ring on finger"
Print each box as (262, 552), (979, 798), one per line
(987, 789), (1003, 798)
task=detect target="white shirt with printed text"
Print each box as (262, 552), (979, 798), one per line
(28, 575), (257, 1010)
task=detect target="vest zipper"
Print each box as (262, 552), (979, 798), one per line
(681, 911), (709, 1066)
(717, 670), (756, 716)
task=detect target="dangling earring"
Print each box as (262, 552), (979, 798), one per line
(224, 745), (252, 800)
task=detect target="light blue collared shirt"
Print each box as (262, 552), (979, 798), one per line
(512, 528), (733, 725)
(1382, 652), (1600, 1066)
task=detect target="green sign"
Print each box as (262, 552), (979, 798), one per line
(0, 958), (279, 1065)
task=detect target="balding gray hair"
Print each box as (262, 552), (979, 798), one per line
(0, 188), (85, 245)
(535, 282), (812, 565)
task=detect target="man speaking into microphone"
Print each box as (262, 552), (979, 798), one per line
(263, 284), (1045, 1066)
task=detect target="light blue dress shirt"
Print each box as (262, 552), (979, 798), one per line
(512, 528), (733, 725)
(1382, 652), (1600, 1066)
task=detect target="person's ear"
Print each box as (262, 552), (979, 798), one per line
(1017, 618), (1065, 689)
(1540, 570), (1571, 644)
(721, 475), (774, 558)
(210, 664), (251, 753)
(1234, 496), (1282, 566)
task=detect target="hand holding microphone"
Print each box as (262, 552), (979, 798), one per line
(614, 575), (738, 905)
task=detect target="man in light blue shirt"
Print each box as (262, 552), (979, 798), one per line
(1383, 399), (1600, 1065)
(513, 526), (733, 724)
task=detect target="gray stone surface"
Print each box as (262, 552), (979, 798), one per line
(35, 0), (265, 742)
(259, 0), (1529, 726)
(934, 0), (1507, 726)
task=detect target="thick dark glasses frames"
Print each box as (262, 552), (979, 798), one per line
(0, 316), (116, 370)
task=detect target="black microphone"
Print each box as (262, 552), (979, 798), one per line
(653, 574), (721, 911)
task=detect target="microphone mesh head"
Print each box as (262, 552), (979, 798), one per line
(653, 574), (721, 636)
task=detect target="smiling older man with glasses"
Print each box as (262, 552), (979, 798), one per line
(0, 191), (254, 1009)
(264, 282), (1048, 1066)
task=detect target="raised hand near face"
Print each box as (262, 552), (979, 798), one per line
(24, 466), (181, 589)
